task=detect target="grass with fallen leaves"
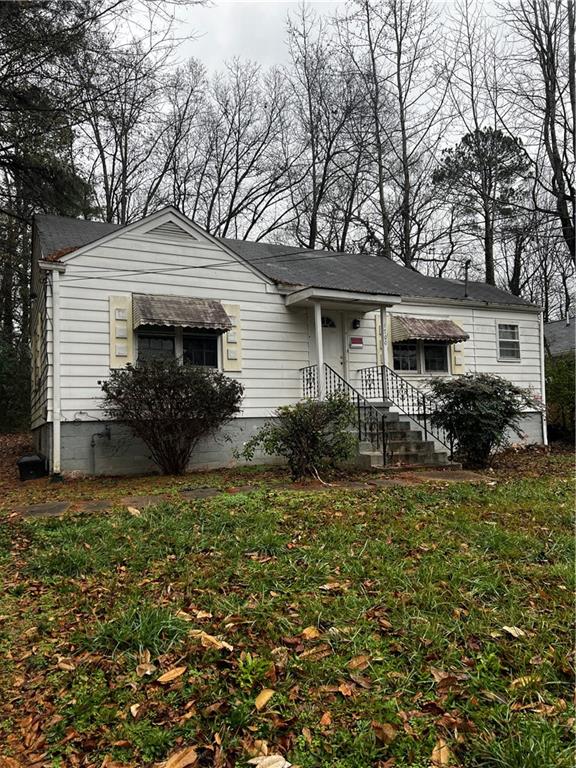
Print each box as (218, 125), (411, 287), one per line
(0, 460), (574, 767)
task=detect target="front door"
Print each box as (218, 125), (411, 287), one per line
(319, 312), (344, 376)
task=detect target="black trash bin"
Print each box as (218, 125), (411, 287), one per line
(17, 454), (48, 481)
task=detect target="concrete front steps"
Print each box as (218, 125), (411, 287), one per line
(357, 407), (458, 470)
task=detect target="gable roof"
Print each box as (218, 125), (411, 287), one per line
(544, 318), (575, 356)
(35, 214), (122, 260)
(34, 213), (536, 309)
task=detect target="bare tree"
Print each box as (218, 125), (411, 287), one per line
(503, 0), (575, 260)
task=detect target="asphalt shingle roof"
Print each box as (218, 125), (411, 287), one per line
(34, 213), (535, 308)
(544, 318), (576, 356)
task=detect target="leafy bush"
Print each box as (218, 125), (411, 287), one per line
(241, 393), (356, 480)
(101, 360), (243, 475)
(428, 373), (536, 468)
(545, 353), (575, 443)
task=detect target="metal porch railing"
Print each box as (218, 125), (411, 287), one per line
(358, 364), (452, 453)
(300, 363), (389, 465)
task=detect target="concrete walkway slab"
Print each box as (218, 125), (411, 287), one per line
(120, 494), (168, 509)
(20, 501), (72, 519)
(180, 487), (220, 500)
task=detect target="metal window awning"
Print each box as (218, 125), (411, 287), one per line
(133, 294), (232, 331)
(391, 316), (469, 343)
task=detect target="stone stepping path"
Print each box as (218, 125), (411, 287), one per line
(13, 469), (485, 520)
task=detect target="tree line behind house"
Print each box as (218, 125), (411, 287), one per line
(0, 0), (574, 431)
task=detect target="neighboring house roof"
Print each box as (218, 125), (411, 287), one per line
(544, 318), (576, 356)
(34, 212), (535, 308)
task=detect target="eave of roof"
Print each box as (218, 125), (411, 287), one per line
(33, 212), (540, 311)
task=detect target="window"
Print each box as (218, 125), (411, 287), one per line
(137, 332), (175, 363)
(498, 323), (520, 360)
(424, 342), (449, 372)
(321, 316), (336, 328)
(393, 342), (418, 371)
(183, 332), (219, 367)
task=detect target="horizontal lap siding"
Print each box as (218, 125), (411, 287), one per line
(356, 303), (543, 396)
(58, 227), (309, 421)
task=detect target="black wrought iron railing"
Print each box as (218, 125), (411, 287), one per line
(301, 364), (318, 398)
(358, 364), (452, 452)
(300, 364), (389, 464)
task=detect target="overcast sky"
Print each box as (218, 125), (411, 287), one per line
(177, 0), (342, 71)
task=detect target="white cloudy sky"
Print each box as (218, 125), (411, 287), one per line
(176, 0), (342, 70)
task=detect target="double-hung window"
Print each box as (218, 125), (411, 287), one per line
(497, 323), (521, 360)
(393, 342), (418, 371)
(183, 331), (219, 368)
(137, 327), (220, 368)
(392, 341), (449, 373)
(137, 330), (175, 363)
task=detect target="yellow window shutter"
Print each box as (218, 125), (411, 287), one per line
(222, 303), (242, 372)
(375, 313), (394, 367)
(374, 313), (382, 365)
(449, 318), (466, 375)
(109, 295), (134, 368)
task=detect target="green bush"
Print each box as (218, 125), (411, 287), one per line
(241, 393), (357, 480)
(428, 373), (536, 468)
(545, 353), (575, 442)
(101, 359), (243, 475)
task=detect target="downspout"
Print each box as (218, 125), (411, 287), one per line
(539, 311), (548, 446)
(40, 261), (66, 479)
(51, 267), (62, 479)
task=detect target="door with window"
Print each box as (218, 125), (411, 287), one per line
(312, 313), (344, 376)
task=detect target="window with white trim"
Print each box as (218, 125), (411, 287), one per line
(497, 323), (520, 360)
(136, 326), (221, 367)
(392, 341), (450, 373)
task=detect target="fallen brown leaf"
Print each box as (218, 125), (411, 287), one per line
(157, 666), (187, 684)
(372, 721), (398, 745)
(301, 626), (321, 640)
(162, 746), (198, 767)
(431, 738), (451, 765)
(255, 688), (275, 711)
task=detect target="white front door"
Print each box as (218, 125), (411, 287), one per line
(316, 311), (345, 376)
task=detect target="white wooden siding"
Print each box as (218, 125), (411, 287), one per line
(55, 223), (310, 422)
(347, 304), (544, 398)
(37, 212), (543, 428)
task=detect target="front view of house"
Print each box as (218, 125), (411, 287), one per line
(31, 207), (546, 476)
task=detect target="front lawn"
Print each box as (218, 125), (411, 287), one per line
(0, 466), (573, 767)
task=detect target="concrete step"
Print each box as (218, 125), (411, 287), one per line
(358, 449), (458, 470)
(388, 441), (436, 456)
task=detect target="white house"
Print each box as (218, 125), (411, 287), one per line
(31, 207), (546, 476)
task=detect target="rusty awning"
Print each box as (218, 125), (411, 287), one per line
(133, 294), (232, 331)
(391, 316), (469, 343)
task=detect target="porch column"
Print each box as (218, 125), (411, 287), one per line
(314, 301), (325, 399)
(379, 306), (388, 399)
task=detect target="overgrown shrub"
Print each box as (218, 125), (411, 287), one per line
(545, 353), (575, 443)
(101, 360), (243, 475)
(428, 373), (536, 468)
(241, 393), (356, 480)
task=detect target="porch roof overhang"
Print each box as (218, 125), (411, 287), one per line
(284, 286), (401, 312)
(132, 294), (232, 331)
